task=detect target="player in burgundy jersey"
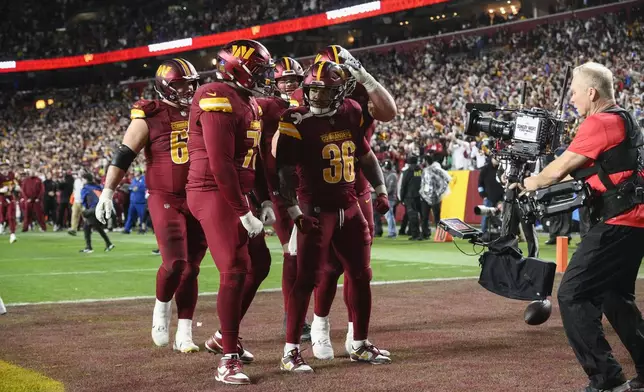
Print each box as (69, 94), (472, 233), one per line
(95, 58), (208, 353)
(0, 165), (18, 244)
(186, 39), (276, 385)
(255, 56), (315, 341)
(276, 61), (391, 372)
(290, 45), (396, 359)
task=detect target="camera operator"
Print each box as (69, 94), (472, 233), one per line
(521, 62), (644, 392)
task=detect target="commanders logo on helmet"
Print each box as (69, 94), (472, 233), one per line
(154, 58), (200, 107)
(314, 45), (357, 95)
(303, 61), (349, 116)
(216, 39), (275, 96)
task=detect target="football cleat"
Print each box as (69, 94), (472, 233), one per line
(9, 233), (16, 244)
(345, 335), (390, 357)
(79, 248), (93, 254)
(311, 318), (334, 360)
(350, 343), (391, 365)
(205, 332), (254, 364)
(105, 244), (115, 252)
(215, 355), (250, 385)
(173, 337), (200, 353)
(280, 348), (313, 373)
(151, 302), (171, 347)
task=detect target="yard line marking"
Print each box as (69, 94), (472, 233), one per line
(6, 277), (479, 306)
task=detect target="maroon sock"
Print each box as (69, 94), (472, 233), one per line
(240, 259), (270, 321)
(218, 273), (245, 354)
(346, 270), (372, 340)
(175, 263), (200, 319)
(282, 254), (297, 310)
(343, 276), (353, 322)
(314, 269), (341, 317)
(155, 262), (184, 303)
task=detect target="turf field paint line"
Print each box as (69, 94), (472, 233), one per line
(0, 360), (65, 392)
(6, 277), (479, 306)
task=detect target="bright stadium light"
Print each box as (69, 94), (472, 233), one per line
(148, 38), (193, 53)
(0, 61), (16, 69)
(326, 1), (381, 20)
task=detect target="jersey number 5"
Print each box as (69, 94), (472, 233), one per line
(322, 141), (356, 184)
(171, 129), (189, 165)
(242, 130), (261, 169)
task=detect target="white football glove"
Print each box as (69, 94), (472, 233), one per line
(343, 57), (379, 93)
(240, 211), (264, 238)
(95, 188), (116, 225)
(258, 200), (276, 225)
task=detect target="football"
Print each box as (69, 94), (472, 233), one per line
(524, 299), (552, 326)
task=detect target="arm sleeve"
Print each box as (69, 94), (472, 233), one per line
(200, 111), (250, 216)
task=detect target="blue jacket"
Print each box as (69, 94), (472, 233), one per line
(129, 176), (147, 204)
(81, 184), (103, 210)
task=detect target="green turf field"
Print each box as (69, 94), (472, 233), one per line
(0, 230), (571, 304)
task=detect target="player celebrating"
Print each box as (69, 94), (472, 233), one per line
(255, 56), (313, 341)
(186, 39), (275, 385)
(95, 58), (208, 353)
(0, 166), (18, 244)
(276, 61), (391, 373)
(297, 45), (397, 360)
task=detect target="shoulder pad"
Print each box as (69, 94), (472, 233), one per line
(130, 99), (159, 120)
(278, 108), (305, 140)
(197, 83), (235, 113)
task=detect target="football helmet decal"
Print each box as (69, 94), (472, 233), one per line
(303, 61), (348, 116)
(154, 58), (200, 107)
(216, 39), (275, 96)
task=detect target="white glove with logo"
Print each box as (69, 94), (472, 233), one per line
(343, 57), (379, 93)
(258, 200), (276, 225)
(240, 211), (264, 238)
(95, 188), (115, 225)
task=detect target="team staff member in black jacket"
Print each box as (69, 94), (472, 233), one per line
(400, 155), (422, 241)
(477, 156), (504, 233)
(521, 62), (644, 392)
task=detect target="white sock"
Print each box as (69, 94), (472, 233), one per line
(312, 314), (328, 329)
(352, 339), (366, 350)
(153, 299), (171, 321)
(215, 330), (222, 339)
(284, 343), (299, 356)
(176, 319), (192, 339)
(0, 296), (6, 315)
(346, 322), (354, 337)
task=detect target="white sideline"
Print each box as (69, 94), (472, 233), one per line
(6, 277), (478, 307)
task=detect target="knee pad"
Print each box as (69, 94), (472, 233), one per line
(346, 266), (372, 283)
(163, 259), (187, 277)
(182, 263), (200, 281)
(220, 273), (247, 289)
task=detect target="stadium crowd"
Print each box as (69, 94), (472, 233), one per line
(0, 9), (642, 233)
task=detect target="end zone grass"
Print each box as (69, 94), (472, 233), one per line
(0, 361), (65, 392)
(0, 230), (566, 304)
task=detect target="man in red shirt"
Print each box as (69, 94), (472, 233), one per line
(522, 62), (644, 392)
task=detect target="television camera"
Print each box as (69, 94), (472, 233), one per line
(463, 66), (590, 227)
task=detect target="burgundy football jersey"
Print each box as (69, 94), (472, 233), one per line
(292, 85), (375, 194)
(130, 99), (190, 197)
(277, 98), (369, 210)
(186, 82), (262, 195)
(257, 96), (298, 193)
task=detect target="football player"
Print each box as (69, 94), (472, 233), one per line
(95, 58), (208, 353)
(185, 39), (276, 385)
(276, 61), (391, 372)
(0, 166), (18, 244)
(293, 45), (396, 359)
(256, 56), (313, 341)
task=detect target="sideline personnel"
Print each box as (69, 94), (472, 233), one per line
(521, 62), (644, 392)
